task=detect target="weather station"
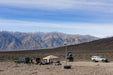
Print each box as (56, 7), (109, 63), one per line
(64, 42), (71, 69)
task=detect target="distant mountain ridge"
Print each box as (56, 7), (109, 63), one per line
(0, 31), (98, 51)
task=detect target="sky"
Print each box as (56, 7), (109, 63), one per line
(0, 0), (113, 38)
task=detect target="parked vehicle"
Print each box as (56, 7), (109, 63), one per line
(91, 56), (108, 62)
(15, 57), (30, 63)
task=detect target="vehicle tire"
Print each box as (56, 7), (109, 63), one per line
(102, 60), (105, 62)
(93, 60), (98, 62)
(105, 60), (109, 62)
(102, 59), (108, 63)
(92, 59), (95, 62)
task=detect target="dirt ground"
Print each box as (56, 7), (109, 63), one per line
(0, 61), (113, 75)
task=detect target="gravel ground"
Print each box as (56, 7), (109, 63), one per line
(0, 61), (113, 75)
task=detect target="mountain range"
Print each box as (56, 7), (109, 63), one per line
(0, 31), (98, 51)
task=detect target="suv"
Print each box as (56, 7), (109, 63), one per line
(91, 56), (108, 62)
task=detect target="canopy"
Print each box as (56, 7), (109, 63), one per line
(43, 55), (59, 60)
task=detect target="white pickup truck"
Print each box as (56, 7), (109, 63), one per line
(91, 56), (108, 62)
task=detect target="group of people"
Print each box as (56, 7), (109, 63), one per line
(15, 55), (60, 65)
(30, 58), (54, 65)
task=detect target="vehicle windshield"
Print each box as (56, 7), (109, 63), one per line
(99, 57), (105, 58)
(18, 58), (24, 61)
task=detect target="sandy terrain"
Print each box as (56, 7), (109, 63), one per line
(0, 61), (113, 75)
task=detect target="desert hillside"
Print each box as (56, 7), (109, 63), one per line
(0, 37), (113, 61)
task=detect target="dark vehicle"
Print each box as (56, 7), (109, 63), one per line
(15, 57), (30, 64)
(67, 52), (74, 62)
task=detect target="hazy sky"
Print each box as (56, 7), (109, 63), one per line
(0, 0), (113, 38)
